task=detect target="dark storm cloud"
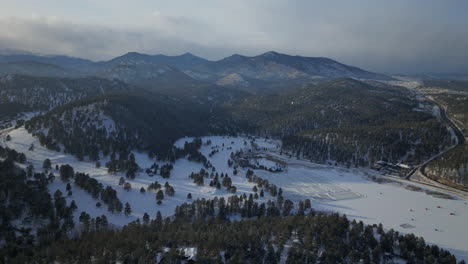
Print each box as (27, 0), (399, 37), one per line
(0, 0), (467, 74)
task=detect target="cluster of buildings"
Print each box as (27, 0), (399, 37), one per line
(371, 160), (412, 176)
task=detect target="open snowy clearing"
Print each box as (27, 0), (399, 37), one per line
(3, 128), (468, 261)
(254, 155), (468, 261)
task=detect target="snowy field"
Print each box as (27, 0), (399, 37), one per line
(254, 153), (468, 261)
(5, 128), (277, 226)
(3, 128), (468, 261)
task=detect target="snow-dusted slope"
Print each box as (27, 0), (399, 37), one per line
(0, 74), (130, 110)
(187, 51), (392, 87)
(216, 73), (250, 87)
(5, 129), (274, 226)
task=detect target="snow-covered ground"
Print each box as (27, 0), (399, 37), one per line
(256, 166), (364, 201)
(4, 128), (468, 261)
(253, 152), (468, 261)
(5, 129), (274, 227)
(256, 156), (468, 262)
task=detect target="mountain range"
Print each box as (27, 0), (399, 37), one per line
(0, 51), (393, 92)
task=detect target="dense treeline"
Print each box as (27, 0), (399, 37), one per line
(171, 138), (209, 164)
(0, 146), (26, 164)
(75, 172), (103, 198)
(101, 186), (123, 213)
(227, 78), (451, 167)
(283, 118), (450, 167)
(428, 91), (468, 136)
(3, 196), (461, 263)
(25, 92), (240, 161)
(106, 151), (139, 178)
(0, 159), (79, 261)
(426, 144), (468, 188)
(0, 102), (31, 122)
(0, 159), (53, 240)
(423, 85), (468, 188)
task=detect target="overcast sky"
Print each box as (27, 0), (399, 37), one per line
(0, 0), (467, 74)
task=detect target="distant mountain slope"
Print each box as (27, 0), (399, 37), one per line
(260, 51), (390, 79)
(0, 51), (392, 92)
(0, 54), (94, 69)
(94, 62), (249, 104)
(0, 75), (130, 111)
(95, 63), (189, 86)
(91, 52), (250, 103)
(186, 53), (309, 81)
(422, 80), (468, 92)
(99, 52), (209, 70)
(398, 73), (468, 81)
(185, 51), (392, 89)
(225, 78), (451, 166)
(0, 61), (79, 78)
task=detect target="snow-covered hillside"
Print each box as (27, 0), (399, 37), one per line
(3, 128), (468, 261)
(0, 74), (129, 110)
(186, 51), (392, 87)
(5, 129), (278, 226)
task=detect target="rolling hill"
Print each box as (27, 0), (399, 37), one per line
(225, 78), (451, 166)
(24, 91), (240, 160)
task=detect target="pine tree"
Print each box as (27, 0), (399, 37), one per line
(124, 202), (132, 216)
(119, 177), (125, 186)
(156, 190), (164, 202)
(222, 176), (232, 188)
(100, 215), (108, 229)
(143, 212), (150, 224)
(79, 211), (91, 232)
(266, 244), (277, 264)
(70, 200), (77, 210)
(59, 164), (74, 182)
(165, 186), (175, 196)
(43, 158), (52, 170)
(27, 165), (34, 178)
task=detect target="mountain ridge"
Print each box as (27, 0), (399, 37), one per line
(0, 51), (393, 90)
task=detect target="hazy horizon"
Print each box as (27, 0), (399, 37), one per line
(1, 0), (467, 74)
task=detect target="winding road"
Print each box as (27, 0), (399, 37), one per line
(406, 96), (468, 195)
